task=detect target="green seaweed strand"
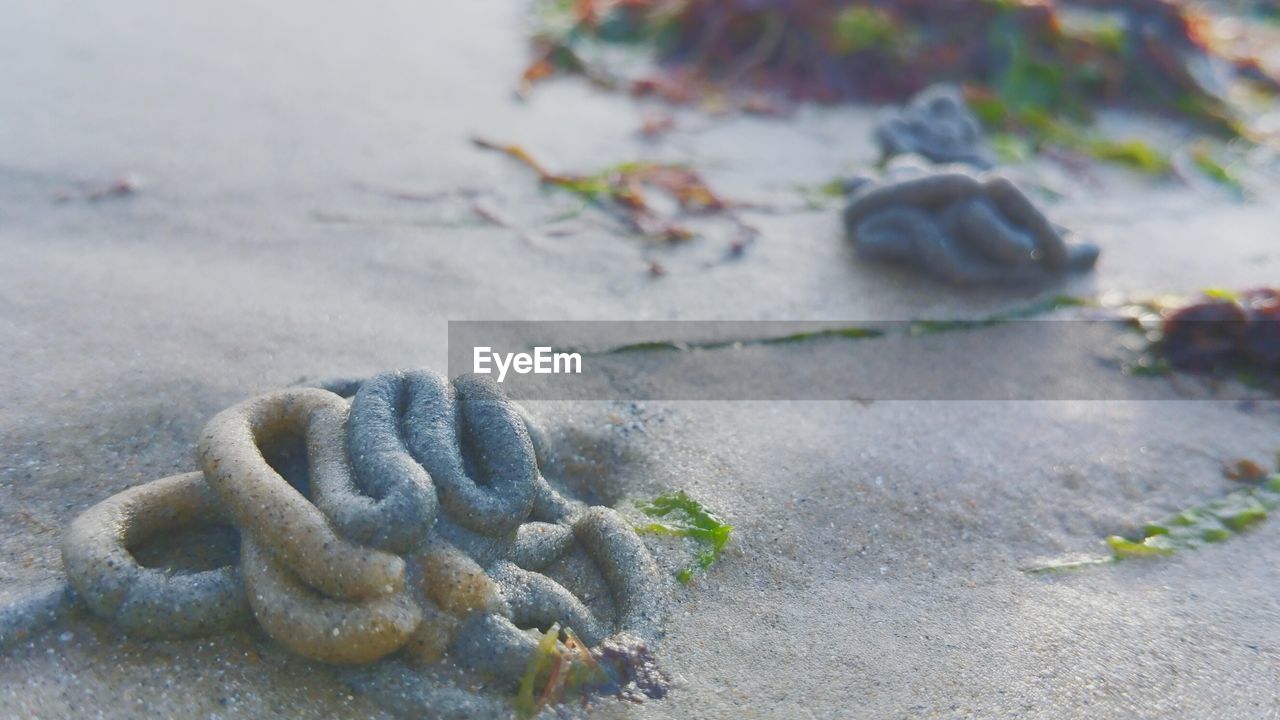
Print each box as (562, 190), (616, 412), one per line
(515, 623), (562, 718)
(908, 295), (1091, 335)
(1107, 475), (1280, 558)
(1029, 473), (1280, 573)
(634, 491), (733, 584)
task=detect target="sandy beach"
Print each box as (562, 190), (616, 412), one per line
(3, 1), (1280, 717)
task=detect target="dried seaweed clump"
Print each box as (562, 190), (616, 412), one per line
(60, 370), (669, 711)
(842, 167), (1099, 284)
(874, 84), (994, 167)
(472, 137), (743, 243)
(1156, 288), (1280, 374)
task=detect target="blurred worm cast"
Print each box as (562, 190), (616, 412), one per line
(473, 347), (582, 382)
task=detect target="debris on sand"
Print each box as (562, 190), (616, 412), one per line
(54, 173), (142, 203)
(842, 166), (1099, 284)
(1115, 288), (1280, 393)
(53, 370), (670, 716)
(875, 84), (995, 168)
(472, 136), (743, 243)
(1107, 471), (1280, 558)
(1187, 143), (1246, 194)
(522, 0), (1279, 135)
(634, 490), (733, 584)
(514, 626), (667, 717)
(1029, 460), (1280, 572)
(1224, 458), (1270, 482)
(1156, 288), (1280, 375)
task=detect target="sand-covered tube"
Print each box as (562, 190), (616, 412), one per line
(390, 371), (537, 535)
(451, 508), (665, 685)
(573, 507), (664, 644)
(844, 168), (1100, 284)
(197, 388), (405, 600)
(843, 172), (984, 227)
(508, 521), (576, 570)
(241, 539), (421, 664)
(490, 560), (608, 645)
(449, 611), (543, 685)
(857, 207), (1023, 284)
(314, 374), (439, 552)
(874, 84), (994, 168)
(56, 369), (671, 707)
(61, 471), (251, 638)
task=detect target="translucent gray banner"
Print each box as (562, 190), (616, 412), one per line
(447, 320), (1272, 401)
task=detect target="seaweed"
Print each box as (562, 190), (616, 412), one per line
(473, 137), (741, 243)
(1106, 474), (1280, 557)
(1106, 288), (1280, 394)
(1080, 138), (1172, 174)
(552, 295), (1087, 359)
(515, 623), (563, 718)
(510, 614), (662, 715)
(831, 6), (900, 54)
(634, 491), (733, 584)
(757, 327), (884, 344)
(1225, 458), (1270, 482)
(967, 85), (1181, 173)
(1142, 288), (1280, 384)
(1190, 143), (1246, 193)
(557, 325), (885, 358)
(907, 295), (1092, 334)
(520, 0), (1277, 136)
(54, 174), (142, 203)
(1028, 465), (1280, 572)
(796, 178), (851, 209)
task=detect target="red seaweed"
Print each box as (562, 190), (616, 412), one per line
(1158, 288), (1280, 375)
(524, 0), (1278, 134)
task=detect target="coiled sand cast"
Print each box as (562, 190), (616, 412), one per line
(873, 84), (994, 168)
(843, 168), (1101, 284)
(58, 370), (665, 701)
